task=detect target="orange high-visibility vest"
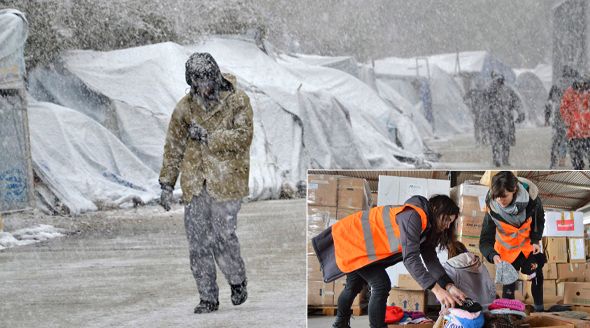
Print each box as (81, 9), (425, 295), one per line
(491, 216), (534, 263)
(332, 204), (428, 273)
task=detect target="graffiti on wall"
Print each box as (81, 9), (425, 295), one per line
(0, 167), (27, 203)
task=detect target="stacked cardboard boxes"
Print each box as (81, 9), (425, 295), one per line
(388, 274), (427, 313)
(450, 183), (488, 259)
(307, 174), (371, 307)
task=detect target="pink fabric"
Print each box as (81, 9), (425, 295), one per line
(448, 308), (481, 320)
(489, 298), (525, 312)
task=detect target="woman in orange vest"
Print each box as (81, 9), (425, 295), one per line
(479, 171), (546, 312)
(313, 195), (467, 328)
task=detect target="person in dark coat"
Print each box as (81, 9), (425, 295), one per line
(483, 71), (525, 167)
(479, 171), (546, 312)
(315, 195), (467, 328)
(464, 86), (487, 145)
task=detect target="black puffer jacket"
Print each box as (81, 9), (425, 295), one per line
(479, 178), (545, 264)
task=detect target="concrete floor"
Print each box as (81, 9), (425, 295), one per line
(0, 199), (306, 328)
(308, 314), (372, 327)
(427, 126), (574, 169)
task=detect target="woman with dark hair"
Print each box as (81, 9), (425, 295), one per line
(479, 171), (546, 312)
(312, 194), (467, 328)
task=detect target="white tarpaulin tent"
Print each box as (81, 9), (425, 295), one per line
(0, 9), (35, 213)
(374, 56), (473, 137)
(28, 37), (426, 213)
(0, 9), (27, 89)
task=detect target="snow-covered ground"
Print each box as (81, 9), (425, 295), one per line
(427, 126), (573, 169)
(0, 224), (67, 250)
(0, 199), (306, 328)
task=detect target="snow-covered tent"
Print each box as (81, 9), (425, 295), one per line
(515, 71), (548, 126)
(286, 53), (359, 78)
(0, 9), (34, 213)
(374, 56), (473, 137)
(28, 37), (426, 213)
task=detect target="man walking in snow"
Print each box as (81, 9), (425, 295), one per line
(159, 52), (253, 314)
(464, 82), (487, 145)
(483, 71), (525, 167)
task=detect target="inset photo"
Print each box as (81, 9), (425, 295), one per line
(307, 170), (590, 328)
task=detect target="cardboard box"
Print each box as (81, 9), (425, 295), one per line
(479, 171), (518, 187)
(544, 211), (584, 237)
(337, 177), (371, 210)
(564, 282), (590, 306)
(455, 215), (484, 238)
(308, 281), (335, 306)
(387, 288), (426, 312)
(388, 324), (433, 328)
(557, 263), (586, 282)
(333, 277), (364, 306)
(524, 279), (557, 304)
(307, 175), (338, 207)
(450, 183), (488, 218)
(377, 176), (450, 207)
(544, 263), (559, 280)
(524, 315), (575, 328)
(396, 274), (422, 290)
(531, 313), (589, 328)
(456, 236), (481, 256)
(308, 255), (323, 281)
(569, 237), (586, 263)
(543, 237), (569, 263)
(336, 207), (362, 220)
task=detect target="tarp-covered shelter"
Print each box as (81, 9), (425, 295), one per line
(0, 9), (34, 213)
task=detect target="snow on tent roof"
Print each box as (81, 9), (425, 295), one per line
(374, 51), (516, 84)
(28, 37), (425, 211)
(286, 53), (359, 78)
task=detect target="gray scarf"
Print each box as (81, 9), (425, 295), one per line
(490, 182), (529, 227)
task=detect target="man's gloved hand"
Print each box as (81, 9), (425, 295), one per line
(160, 184), (174, 211)
(188, 122), (208, 144)
(516, 112), (525, 123)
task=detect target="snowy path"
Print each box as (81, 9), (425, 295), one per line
(0, 199), (306, 328)
(426, 126), (575, 169)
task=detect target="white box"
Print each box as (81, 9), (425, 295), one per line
(544, 211), (584, 237)
(569, 238), (586, 262)
(377, 176), (450, 206)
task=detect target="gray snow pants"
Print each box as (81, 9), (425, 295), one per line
(491, 138), (510, 167)
(184, 188), (247, 302)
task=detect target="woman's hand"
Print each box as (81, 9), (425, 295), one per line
(447, 285), (466, 304)
(431, 284), (459, 309)
(493, 255), (502, 264)
(532, 243), (541, 254)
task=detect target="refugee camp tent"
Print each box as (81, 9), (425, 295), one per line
(374, 56), (473, 137)
(28, 37), (426, 213)
(0, 9), (34, 213)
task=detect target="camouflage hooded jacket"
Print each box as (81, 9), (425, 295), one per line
(159, 74), (253, 202)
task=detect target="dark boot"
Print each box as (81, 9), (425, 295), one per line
(230, 279), (248, 306)
(332, 309), (352, 328)
(194, 299), (219, 314)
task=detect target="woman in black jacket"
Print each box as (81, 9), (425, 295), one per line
(479, 171), (546, 311)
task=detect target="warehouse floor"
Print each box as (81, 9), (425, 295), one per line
(0, 199), (306, 328)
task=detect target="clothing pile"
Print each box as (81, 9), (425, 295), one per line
(443, 299), (484, 328)
(384, 306), (433, 325)
(487, 299), (527, 319)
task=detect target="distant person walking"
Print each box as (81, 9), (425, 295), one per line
(464, 83), (487, 145)
(483, 71), (525, 167)
(159, 52), (254, 314)
(546, 66), (580, 168)
(560, 73), (590, 169)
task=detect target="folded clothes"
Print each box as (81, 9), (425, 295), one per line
(405, 311), (426, 320)
(489, 299), (525, 312)
(489, 309), (527, 318)
(401, 317), (433, 325)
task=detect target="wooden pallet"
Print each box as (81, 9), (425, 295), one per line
(308, 305), (364, 316)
